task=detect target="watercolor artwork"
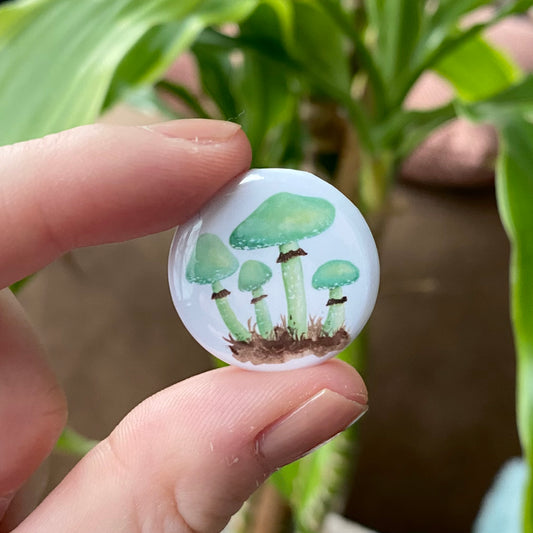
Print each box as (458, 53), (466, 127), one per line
(185, 192), (361, 365)
(169, 169), (379, 372)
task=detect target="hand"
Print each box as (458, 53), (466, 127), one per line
(0, 120), (368, 533)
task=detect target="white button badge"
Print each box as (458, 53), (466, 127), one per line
(169, 168), (379, 371)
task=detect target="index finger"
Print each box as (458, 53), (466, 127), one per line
(0, 119), (251, 288)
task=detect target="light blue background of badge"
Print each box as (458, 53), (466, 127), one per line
(169, 168), (380, 371)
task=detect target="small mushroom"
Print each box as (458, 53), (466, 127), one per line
(186, 233), (251, 342)
(312, 260), (359, 337)
(238, 260), (274, 339)
(230, 192), (335, 339)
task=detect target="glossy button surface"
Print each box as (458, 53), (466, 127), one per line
(169, 168), (379, 371)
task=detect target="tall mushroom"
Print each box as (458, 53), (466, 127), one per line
(238, 260), (274, 339)
(230, 192), (335, 339)
(186, 233), (251, 342)
(312, 260), (359, 337)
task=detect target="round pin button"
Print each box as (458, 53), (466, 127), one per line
(168, 168), (379, 371)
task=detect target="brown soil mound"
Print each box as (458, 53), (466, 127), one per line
(226, 317), (350, 365)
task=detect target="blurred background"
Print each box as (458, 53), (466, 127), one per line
(22, 174), (520, 533)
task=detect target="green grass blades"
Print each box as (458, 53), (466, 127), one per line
(0, 0), (258, 146)
(495, 117), (533, 533)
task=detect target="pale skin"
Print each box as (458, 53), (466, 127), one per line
(0, 119), (368, 533)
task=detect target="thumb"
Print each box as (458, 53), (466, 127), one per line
(14, 360), (367, 533)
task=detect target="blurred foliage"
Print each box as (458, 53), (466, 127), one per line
(494, 117), (533, 531)
(55, 426), (99, 456)
(2, 1), (533, 531)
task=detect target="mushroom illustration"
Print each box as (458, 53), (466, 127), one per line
(186, 233), (251, 342)
(312, 260), (359, 337)
(238, 260), (274, 339)
(230, 192), (335, 339)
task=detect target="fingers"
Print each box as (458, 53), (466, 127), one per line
(14, 360), (367, 533)
(0, 290), (67, 521)
(0, 119), (251, 287)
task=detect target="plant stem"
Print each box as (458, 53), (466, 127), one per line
(252, 287), (274, 339)
(322, 287), (345, 336)
(212, 281), (251, 342)
(279, 241), (308, 339)
(494, 120), (533, 532)
(334, 118), (395, 229)
(315, 0), (388, 114)
(358, 150), (396, 229)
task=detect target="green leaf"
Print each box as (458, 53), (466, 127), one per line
(315, 0), (387, 113)
(236, 54), (295, 162)
(458, 74), (533, 122)
(392, 0), (532, 106)
(124, 85), (181, 120)
(156, 80), (211, 119)
(290, 0), (351, 94)
(420, 1), (533, 76)
(263, 97), (305, 168)
(192, 12), (374, 152)
(421, 0), (487, 48)
(236, 3), (298, 158)
(270, 459), (301, 501)
(55, 426), (99, 457)
(495, 116), (533, 533)
(270, 429), (359, 533)
(261, 0), (294, 47)
(192, 3), (303, 166)
(103, 21), (199, 110)
(433, 35), (522, 102)
(364, 0), (424, 83)
(9, 275), (33, 294)
(0, 0), (258, 146)
(192, 33), (240, 121)
(376, 103), (456, 157)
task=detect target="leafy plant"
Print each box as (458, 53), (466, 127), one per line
(2, 0), (533, 531)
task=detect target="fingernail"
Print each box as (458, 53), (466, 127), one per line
(0, 491), (15, 521)
(143, 119), (242, 143)
(257, 389), (368, 468)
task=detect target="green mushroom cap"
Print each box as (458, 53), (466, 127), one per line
(230, 192), (335, 250)
(238, 260), (272, 292)
(186, 233), (239, 284)
(312, 260), (360, 289)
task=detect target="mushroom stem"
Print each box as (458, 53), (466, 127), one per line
(211, 281), (251, 342)
(323, 286), (345, 337)
(278, 241), (307, 339)
(251, 287), (274, 339)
